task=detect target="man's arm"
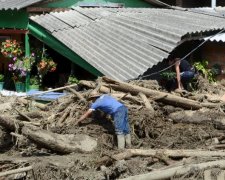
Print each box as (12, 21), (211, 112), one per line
(75, 109), (93, 125)
(175, 59), (182, 90)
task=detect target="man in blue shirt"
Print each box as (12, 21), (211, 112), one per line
(76, 92), (131, 150)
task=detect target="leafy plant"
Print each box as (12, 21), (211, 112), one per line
(193, 60), (216, 83)
(160, 71), (176, 80)
(30, 76), (40, 86)
(0, 74), (4, 82)
(67, 75), (79, 84)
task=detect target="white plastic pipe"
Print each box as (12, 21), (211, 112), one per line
(211, 0), (216, 8)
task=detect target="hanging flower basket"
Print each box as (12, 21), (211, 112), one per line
(37, 57), (57, 84)
(1, 39), (23, 58)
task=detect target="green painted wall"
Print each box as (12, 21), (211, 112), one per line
(0, 10), (28, 29)
(46, 0), (152, 8)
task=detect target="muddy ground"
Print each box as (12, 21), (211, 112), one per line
(1, 77), (225, 180)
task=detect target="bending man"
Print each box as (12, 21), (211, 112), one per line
(76, 92), (131, 150)
(168, 57), (196, 90)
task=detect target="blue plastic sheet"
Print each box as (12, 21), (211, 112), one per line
(27, 90), (67, 101)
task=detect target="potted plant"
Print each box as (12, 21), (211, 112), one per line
(29, 76), (40, 91)
(0, 74), (4, 91)
(8, 54), (35, 92)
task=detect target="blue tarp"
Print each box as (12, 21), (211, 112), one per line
(27, 90), (67, 101)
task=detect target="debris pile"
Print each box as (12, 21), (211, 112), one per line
(1, 76), (225, 179)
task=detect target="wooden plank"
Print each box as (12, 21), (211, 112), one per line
(0, 29), (28, 34)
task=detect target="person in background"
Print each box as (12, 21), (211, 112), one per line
(168, 56), (196, 91)
(75, 91), (131, 150)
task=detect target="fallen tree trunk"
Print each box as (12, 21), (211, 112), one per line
(169, 109), (225, 130)
(102, 77), (202, 110)
(97, 148), (225, 166)
(0, 116), (20, 131)
(119, 159), (225, 180)
(113, 149), (225, 160)
(0, 116), (40, 131)
(22, 126), (97, 153)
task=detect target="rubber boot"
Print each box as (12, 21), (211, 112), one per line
(117, 135), (125, 150)
(125, 134), (131, 148)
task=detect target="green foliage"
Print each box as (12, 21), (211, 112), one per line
(30, 76), (40, 86)
(67, 75), (79, 84)
(0, 74), (4, 82)
(160, 71), (176, 80)
(193, 60), (216, 83)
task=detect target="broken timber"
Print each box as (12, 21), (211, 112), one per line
(119, 159), (225, 180)
(79, 77), (202, 110)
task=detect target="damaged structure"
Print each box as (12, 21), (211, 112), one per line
(29, 7), (225, 81)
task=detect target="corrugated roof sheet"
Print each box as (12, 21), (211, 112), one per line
(189, 7), (225, 17)
(30, 8), (225, 81)
(0, 0), (44, 10)
(204, 32), (225, 42)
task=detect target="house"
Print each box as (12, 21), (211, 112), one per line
(0, 0), (160, 91)
(29, 7), (225, 81)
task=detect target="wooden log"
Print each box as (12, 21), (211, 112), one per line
(169, 109), (225, 130)
(22, 111), (45, 119)
(66, 87), (86, 101)
(112, 93), (142, 104)
(22, 126), (97, 153)
(113, 149), (225, 160)
(0, 116), (18, 131)
(14, 108), (32, 122)
(97, 148), (225, 166)
(119, 160), (225, 180)
(93, 77), (103, 92)
(138, 92), (154, 113)
(79, 80), (115, 93)
(79, 80), (141, 104)
(57, 107), (71, 127)
(17, 98), (47, 110)
(56, 98), (74, 113)
(102, 77), (202, 110)
(0, 166), (33, 177)
(0, 116), (40, 131)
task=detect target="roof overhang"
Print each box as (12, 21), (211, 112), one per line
(29, 7), (225, 81)
(0, 0), (45, 10)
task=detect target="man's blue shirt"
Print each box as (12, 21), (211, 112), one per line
(90, 94), (123, 115)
